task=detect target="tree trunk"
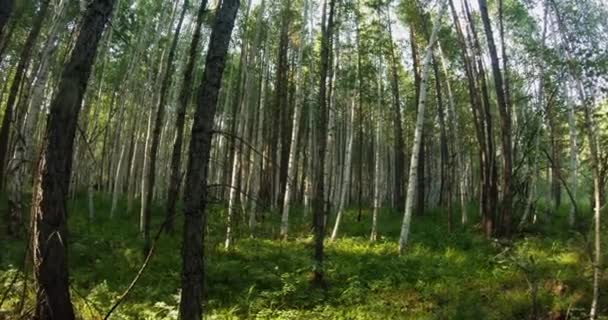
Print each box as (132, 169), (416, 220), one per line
(330, 97), (355, 241)
(566, 89), (577, 226)
(463, 0), (497, 237)
(410, 27), (425, 217)
(312, 0), (336, 286)
(386, 5), (405, 211)
(166, 0), (208, 233)
(0, 0), (50, 191)
(280, 0), (308, 238)
(370, 62), (384, 242)
(398, 0), (446, 254)
(478, 0), (512, 237)
(179, 0), (239, 317)
(32, 0), (115, 318)
(141, 0), (187, 253)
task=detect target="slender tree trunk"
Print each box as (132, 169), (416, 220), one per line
(179, 0), (239, 317)
(224, 0), (254, 249)
(32, 0), (115, 318)
(6, 0), (66, 236)
(166, 0), (208, 233)
(110, 143), (126, 217)
(566, 89), (577, 226)
(386, 6), (405, 211)
(464, 0), (497, 237)
(312, 0), (336, 286)
(330, 97), (355, 241)
(410, 27), (426, 217)
(0, 0), (50, 191)
(398, 0), (446, 254)
(141, 0), (187, 253)
(280, 0), (308, 238)
(437, 42), (467, 224)
(370, 63), (383, 242)
(478, 0), (512, 237)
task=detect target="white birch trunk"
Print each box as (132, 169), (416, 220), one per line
(330, 97), (355, 241)
(110, 143), (126, 217)
(370, 128), (382, 242)
(437, 43), (467, 224)
(566, 88), (577, 226)
(279, 0), (308, 238)
(398, 0), (446, 254)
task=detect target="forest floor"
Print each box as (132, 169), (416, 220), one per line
(0, 193), (605, 319)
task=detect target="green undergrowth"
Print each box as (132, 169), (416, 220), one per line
(0, 192), (606, 319)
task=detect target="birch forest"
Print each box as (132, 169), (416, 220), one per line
(0, 0), (607, 319)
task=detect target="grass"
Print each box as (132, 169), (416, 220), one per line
(0, 192), (606, 319)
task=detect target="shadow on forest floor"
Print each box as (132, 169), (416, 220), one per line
(0, 193), (605, 319)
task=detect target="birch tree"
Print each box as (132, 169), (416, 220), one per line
(398, 0), (446, 254)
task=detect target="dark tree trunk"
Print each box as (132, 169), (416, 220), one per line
(355, 1), (363, 221)
(275, 3), (291, 209)
(0, 0), (50, 191)
(178, 0), (239, 318)
(142, 0), (187, 251)
(166, 0), (208, 233)
(477, 0), (512, 237)
(31, 0), (115, 318)
(312, 0), (336, 286)
(464, 0), (497, 238)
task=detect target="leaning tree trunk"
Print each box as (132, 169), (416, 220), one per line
(398, 0), (446, 255)
(32, 0), (115, 318)
(178, 0), (239, 318)
(166, 0), (208, 233)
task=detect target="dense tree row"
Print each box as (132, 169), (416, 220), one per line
(0, 0), (606, 318)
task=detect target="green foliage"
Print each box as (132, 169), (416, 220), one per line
(0, 193), (604, 319)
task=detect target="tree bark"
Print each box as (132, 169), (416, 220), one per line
(166, 0), (208, 233)
(398, 0), (446, 254)
(141, 0), (187, 253)
(280, 0), (309, 238)
(478, 0), (512, 237)
(312, 0), (336, 286)
(0, 0), (50, 191)
(178, 0), (239, 317)
(330, 97), (355, 241)
(386, 5), (405, 211)
(32, 0), (115, 318)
